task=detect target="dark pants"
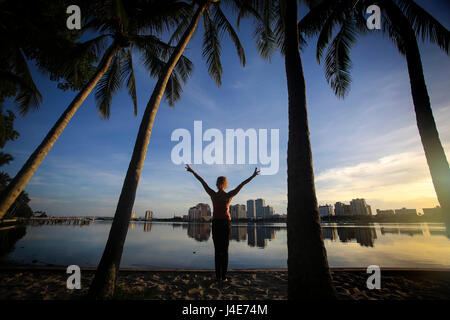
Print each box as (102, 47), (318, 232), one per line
(212, 219), (231, 280)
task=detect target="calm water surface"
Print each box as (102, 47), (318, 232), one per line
(1, 222), (450, 269)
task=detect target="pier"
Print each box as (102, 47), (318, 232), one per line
(26, 217), (95, 226)
(0, 217), (96, 227)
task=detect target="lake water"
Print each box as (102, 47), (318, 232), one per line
(1, 222), (450, 269)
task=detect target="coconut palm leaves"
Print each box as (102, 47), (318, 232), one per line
(394, 0), (449, 53)
(299, 0), (449, 97)
(90, 0), (193, 118)
(0, 5), (43, 115)
(135, 35), (194, 106)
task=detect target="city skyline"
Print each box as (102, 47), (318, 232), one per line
(129, 196), (440, 219)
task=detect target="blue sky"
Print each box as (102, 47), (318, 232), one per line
(3, 1), (450, 217)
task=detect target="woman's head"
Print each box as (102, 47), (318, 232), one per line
(216, 176), (228, 190)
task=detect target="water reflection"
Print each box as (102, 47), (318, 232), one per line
(175, 223), (284, 248)
(1, 222), (450, 269)
(187, 223), (211, 242)
(0, 226), (26, 255)
(148, 222), (447, 249)
(336, 226), (377, 247)
(144, 222), (152, 232)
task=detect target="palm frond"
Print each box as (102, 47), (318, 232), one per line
(75, 35), (109, 59)
(121, 48), (137, 116)
(95, 51), (122, 119)
(252, 0), (276, 60)
(202, 9), (222, 86)
(167, 12), (191, 47)
(231, 0), (263, 29)
(0, 152), (14, 167)
(395, 0), (449, 54)
(164, 71), (183, 106)
(135, 34), (193, 106)
(273, 1), (287, 55)
(324, 18), (358, 98)
(174, 55), (194, 84)
(381, 1), (408, 56)
(298, 0), (340, 38)
(213, 5), (246, 67)
(9, 48), (43, 115)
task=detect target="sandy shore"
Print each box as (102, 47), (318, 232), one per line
(1, 267), (449, 300)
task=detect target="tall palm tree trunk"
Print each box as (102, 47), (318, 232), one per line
(0, 43), (119, 219)
(283, 0), (335, 299)
(404, 29), (450, 220)
(87, 4), (208, 299)
(388, 2), (450, 220)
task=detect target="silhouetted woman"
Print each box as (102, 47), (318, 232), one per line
(185, 164), (259, 285)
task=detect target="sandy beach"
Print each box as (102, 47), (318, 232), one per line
(1, 267), (449, 300)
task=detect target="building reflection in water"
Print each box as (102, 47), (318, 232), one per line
(322, 224), (338, 241)
(144, 222), (152, 232)
(231, 225), (247, 242)
(336, 225), (377, 247)
(380, 225), (424, 237)
(187, 223), (211, 242)
(246, 224), (280, 248)
(183, 222), (283, 248)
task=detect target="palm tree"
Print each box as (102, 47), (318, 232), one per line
(250, 0), (336, 299)
(0, 0), (191, 218)
(299, 0), (450, 219)
(88, 0), (253, 299)
(0, 0), (47, 115)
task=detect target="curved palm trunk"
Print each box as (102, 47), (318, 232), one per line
(404, 30), (450, 220)
(87, 4), (207, 299)
(0, 43), (119, 219)
(283, 0), (335, 299)
(387, 2), (450, 220)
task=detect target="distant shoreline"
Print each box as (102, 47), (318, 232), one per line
(124, 214), (448, 224)
(2, 214), (447, 229)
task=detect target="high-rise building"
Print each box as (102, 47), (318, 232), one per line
(230, 204), (246, 220)
(319, 205), (334, 217)
(247, 200), (256, 219)
(145, 210), (153, 220)
(350, 199), (371, 216)
(188, 203), (211, 221)
(255, 198), (266, 218)
(334, 202), (351, 216)
(263, 205), (274, 218)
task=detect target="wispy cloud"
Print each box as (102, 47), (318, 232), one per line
(316, 150), (439, 211)
(184, 83), (219, 111)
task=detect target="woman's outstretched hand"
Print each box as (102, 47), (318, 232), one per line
(185, 164), (194, 173)
(252, 167), (260, 177)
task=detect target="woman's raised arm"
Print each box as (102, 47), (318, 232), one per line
(185, 164), (215, 196)
(228, 167), (260, 198)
